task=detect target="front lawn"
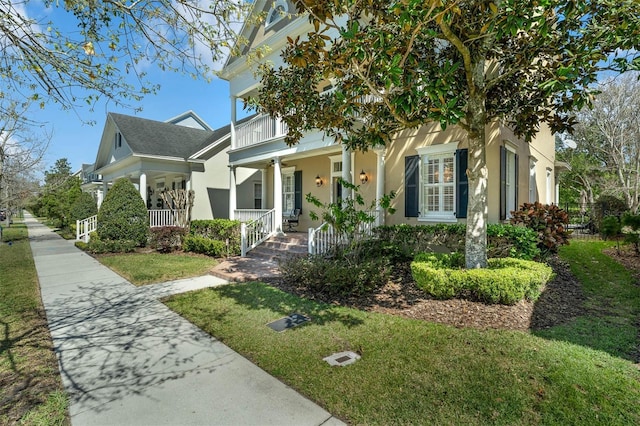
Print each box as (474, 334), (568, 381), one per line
(97, 252), (217, 286)
(0, 223), (69, 425)
(165, 269), (640, 424)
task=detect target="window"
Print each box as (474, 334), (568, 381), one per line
(114, 132), (122, 149)
(330, 156), (343, 204)
(405, 143), (466, 221)
(281, 169), (302, 213)
(529, 158), (537, 203)
(266, 0), (287, 26)
(500, 145), (519, 220)
(254, 183), (262, 209)
(546, 168), (553, 204)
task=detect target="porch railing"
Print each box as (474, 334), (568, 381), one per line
(234, 209), (272, 223)
(149, 209), (184, 228)
(234, 114), (288, 149)
(241, 209), (276, 256)
(76, 215), (97, 242)
(308, 210), (381, 255)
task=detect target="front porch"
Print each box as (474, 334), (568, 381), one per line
(76, 209), (186, 242)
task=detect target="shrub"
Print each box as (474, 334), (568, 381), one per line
(411, 253), (553, 305)
(189, 219), (241, 255)
(85, 233), (137, 254)
(510, 202), (570, 254)
(621, 213), (640, 255)
(593, 195), (628, 232)
(279, 253), (391, 297)
(149, 226), (188, 253)
(97, 178), (148, 246)
(600, 216), (622, 240)
(183, 235), (228, 257)
(370, 223), (539, 261)
(69, 192), (98, 222)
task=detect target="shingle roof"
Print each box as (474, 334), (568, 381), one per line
(109, 113), (224, 159)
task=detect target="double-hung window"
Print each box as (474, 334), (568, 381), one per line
(499, 144), (519, 220)
(406, 143), (467, 221)
(281, 167), (302, 214)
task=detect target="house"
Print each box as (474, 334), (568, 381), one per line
(86, 110), (259, 222)
(218, 0), (560, 250)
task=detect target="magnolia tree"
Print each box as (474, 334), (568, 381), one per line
(256, 0), (640, 268)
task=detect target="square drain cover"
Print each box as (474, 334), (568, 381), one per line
(323, 351), (361, 367)
(267, 313), (310, 332)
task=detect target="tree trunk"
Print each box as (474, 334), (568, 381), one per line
(464, 93), (489, 269)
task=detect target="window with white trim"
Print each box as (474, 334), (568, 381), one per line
(254, 183), (262, 209)
(529, 158), (537, 203)
(417, 144), (458, 221)
(505, 146), (517, 217)
(282, 168), (295, 212)
(266, 0), (288, 26)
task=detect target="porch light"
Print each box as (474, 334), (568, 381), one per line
(359, 170), (368, 184)
(315, 175), (323, 187)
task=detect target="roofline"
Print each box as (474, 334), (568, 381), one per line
(164, 110), (213, 131)
(189, 135), (230, 160)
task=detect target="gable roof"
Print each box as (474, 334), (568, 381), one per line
(109, 112), (219, 159)
(165, 110), (213, 130)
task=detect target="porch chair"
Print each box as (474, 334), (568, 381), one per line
(283, 208), (301, 232)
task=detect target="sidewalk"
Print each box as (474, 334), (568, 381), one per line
(25, 213), (344, 426)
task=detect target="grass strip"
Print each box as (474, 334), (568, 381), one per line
(166, 281), (640, 425)
(97, 252), (217, 286)
(0, 222), (69, 425)
(534, 240), (640, 361)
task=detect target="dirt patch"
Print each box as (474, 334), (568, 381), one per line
(603, 245), (640, 284)
(267, 256), (587, 332)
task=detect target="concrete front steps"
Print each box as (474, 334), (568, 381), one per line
(209, 232), (308, 282)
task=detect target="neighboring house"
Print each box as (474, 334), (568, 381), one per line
(86, 110), (258, 221)
(219, 1), (560, 236)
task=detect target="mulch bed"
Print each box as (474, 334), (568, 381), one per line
(267, 252), (639, 332)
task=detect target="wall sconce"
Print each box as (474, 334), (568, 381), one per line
(315, 175), (323, 187)
(359, 170), (368, 184)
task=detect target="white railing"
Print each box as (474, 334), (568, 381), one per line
(234, 209), (272, 223)
(76, 215), (97, 242)
(308, 210), (381, 255)
(234, 114), (288, 149)
(241, 209), (276, 256)
(149, 209), (184, 228)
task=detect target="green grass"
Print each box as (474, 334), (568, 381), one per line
(97, 252), (217, 286)
(165, 279), (640, 425)
(0, 222), (69, 425)
(534, 241), (640, 361)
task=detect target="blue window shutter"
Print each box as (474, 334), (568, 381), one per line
(500, 145), (507, 220)
(455, 149), (468, 218)
(294, 170), (302, 212)
(405, 155), (419, 217)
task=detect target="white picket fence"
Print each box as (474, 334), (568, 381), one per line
(308, 210), (381, 255)
(76, 215), (97, 243)
(76, 209), (183, 242)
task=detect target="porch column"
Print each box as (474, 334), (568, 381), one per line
(273, 157), (284, 235)
(96, 189), (104, 209)
(230, 96), (237, 150)
(341, 144), (352, 199)
(102, 180), (108, 204)
(375, 148), (387, 226)
(139, 172), (147, 204)
(261, 168), (268, 209)
(229, 166), (237, 219)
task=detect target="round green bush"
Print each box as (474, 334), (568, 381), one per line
(411, 253), (554, 305)
(97, 178), (148, 246)
(69, 192), (98, 222)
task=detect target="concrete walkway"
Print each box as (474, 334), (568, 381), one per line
(25, 213), (344, 426)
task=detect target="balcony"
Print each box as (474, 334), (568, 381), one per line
(233, 114), (288, 150)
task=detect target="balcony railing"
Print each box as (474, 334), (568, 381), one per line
(233, 114), (288, 150)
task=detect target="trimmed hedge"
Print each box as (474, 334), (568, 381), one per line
(149, 226), (188, 253)
(411, 253), (554, 305)
(371, 223), (540, 261)
(184, 219), (241, 257)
